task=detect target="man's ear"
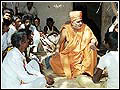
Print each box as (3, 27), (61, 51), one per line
(19, 41), (22, 46)
(20, 41), (24, 46)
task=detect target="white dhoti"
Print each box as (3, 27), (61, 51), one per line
(21, 58), (47, 88)
(20, 76), (46, 88)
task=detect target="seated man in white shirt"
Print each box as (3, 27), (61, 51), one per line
(92, 32), (118, 88)
(2, 18), (11, 60)
(2, 31), (54, 88)
(76, 32), (118, 88)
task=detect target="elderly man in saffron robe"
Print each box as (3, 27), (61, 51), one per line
(50, 11), (98, 79)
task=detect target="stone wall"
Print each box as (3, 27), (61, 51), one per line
(101, 2), (118, 44)
(2, 1), (118, 46)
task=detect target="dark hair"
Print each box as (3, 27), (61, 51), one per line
(2, 18), (11, 27)
(11, 31), (27, 48)
(12, 15), (21, 22)
(18, 29), (33, 45)
(3, 8), (14, 17)
(47, 17), (54, 23)
(27, 2), (33, 6)
(33, 16), (40, 22)
(18, 29), (32, 37)
(22, 14), (32, 23)
(15, 13), (24, 19)
(105, 32), (118, 51)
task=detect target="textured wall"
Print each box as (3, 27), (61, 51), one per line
(34, 2), (73, 30)
(2, 1), (118, 46)
(3, 2), (73, 30)
(101, 2), (117, 43)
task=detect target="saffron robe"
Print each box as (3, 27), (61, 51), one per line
(50, 24), (97, 79)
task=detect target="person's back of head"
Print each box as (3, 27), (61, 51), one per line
(105, 32), (118, 51)
(18, 28), (33, 38)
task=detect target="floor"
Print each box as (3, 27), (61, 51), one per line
(35, 45), (107, 88)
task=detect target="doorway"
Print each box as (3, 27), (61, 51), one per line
(73, 2), (102, 48)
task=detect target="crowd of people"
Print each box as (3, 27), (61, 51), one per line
(2, 2), (58, 88)
(2, 2), (118, 89)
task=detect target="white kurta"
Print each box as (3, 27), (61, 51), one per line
(97, 51), (119, 88)
(7, 24), (17, 47)
(2, 32), (8, 51)
(2, 47), (46, 88)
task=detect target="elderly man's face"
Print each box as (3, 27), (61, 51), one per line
(21, 35), (29, 50)
(71, 19), (83, 30)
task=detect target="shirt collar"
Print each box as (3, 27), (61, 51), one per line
(13, 47), (26, 61)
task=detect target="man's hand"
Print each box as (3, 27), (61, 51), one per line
(89, 43), (97, 50)
(20, 80), (27, 85)
(40, 32), (44, 37)
(45, 75), (54, 85)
